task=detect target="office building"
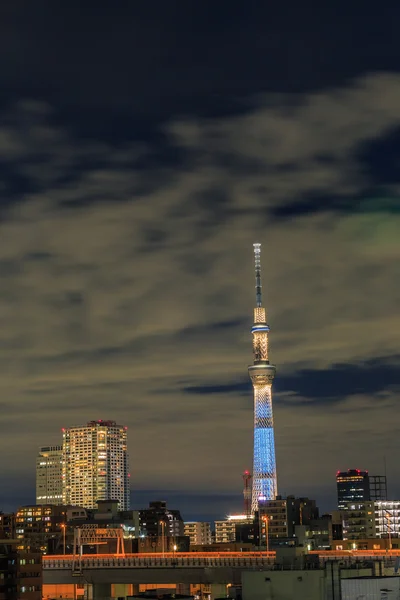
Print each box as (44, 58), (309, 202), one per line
(184, 522), (212, 546)
(36, 446), (63, 505)
(249, 243), (278, 511)
(336, 469), (370, 509)
(62, 420), (129, 510)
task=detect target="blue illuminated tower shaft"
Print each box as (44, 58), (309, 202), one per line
(248, 244), (277, 512)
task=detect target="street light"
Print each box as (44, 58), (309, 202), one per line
(159, 521), (165, 557)
(60, 523), (66, 555)
(385, 511), (392, 551)
(173, 544), (177, 558)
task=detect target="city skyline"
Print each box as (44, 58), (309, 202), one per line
(0, 4), (399, 522)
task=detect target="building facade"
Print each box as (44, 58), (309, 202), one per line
(36, 446), (63, 505)
(0, 513), (15, 539)
(139, 501), (184, 539)
(342, 500), (400, 543)
(15, 505), (67, 553)
(249, 243), (277, 511)
(336, 469), (370, 510)
(0, 541), (42, 600)
(184, 522), (212, 546)
(342, 502), (376, 540)
(374, 501), (400, 540)
(259, 496), (319, 541)
(62, 420), (129, 510)
(215, 515), (253, 544)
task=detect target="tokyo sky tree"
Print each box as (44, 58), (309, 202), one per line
(248, 243), (277, 512)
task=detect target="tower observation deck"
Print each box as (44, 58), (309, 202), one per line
(248, 243), (277, 512)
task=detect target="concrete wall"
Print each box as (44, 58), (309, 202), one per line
(341, 576), (400, 600)
(242, 570), (326, 600)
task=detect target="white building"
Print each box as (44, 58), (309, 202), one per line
(184, 522), (212, 545)
(375, 500), (400, 539)
(36, 445), (63, 505)
(62, 420), (129, 510)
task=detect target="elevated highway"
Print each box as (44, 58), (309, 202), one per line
(43, 552), (274, 585)
(43, 550), (400, 585)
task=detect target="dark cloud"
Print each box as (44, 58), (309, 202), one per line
(183, 356), (400, 402)
(278, 356), (400, 400)
(184, 380), (250, 396)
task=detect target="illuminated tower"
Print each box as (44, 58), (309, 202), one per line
(249, 243), (277, 512)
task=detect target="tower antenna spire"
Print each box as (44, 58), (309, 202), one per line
(253, 243), (262, 307)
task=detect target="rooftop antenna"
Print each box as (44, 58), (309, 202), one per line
(253, 243), (262, 307)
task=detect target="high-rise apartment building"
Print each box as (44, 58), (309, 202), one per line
(336, 469), (370, 509)
(36, 446), (63, 505)
(62, 420), (129, 510)
(184, 522), (212, 546)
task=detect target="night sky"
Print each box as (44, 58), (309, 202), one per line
(0, 3), (399, 522)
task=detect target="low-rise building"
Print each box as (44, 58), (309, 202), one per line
(341, 501), (400, 541)
(258, 495), (319, 542)
(215, 515), (252, 544)
(184, 522), (211, 546)
(15, 505), (68, 553)
(342, 501), (376, 540)
(139, 501), (184, 539)
(374, 500), (400, 541)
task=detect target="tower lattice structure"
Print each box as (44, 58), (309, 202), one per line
(248, 243), (277, 512)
